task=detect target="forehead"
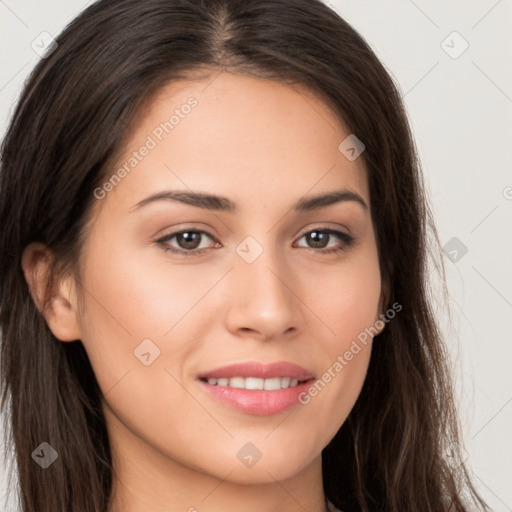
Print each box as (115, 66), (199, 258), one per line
(93, 71), (369, 218)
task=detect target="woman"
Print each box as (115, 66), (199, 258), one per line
(0, 1), (489, 511)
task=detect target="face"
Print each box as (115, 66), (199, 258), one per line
(52, 72), (384, 484)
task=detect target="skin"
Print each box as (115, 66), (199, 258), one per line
(22, 71), (386, 512)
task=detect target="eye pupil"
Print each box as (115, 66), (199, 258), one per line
(308, 231), (328, 248)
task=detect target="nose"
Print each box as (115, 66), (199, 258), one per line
(223, 241), (306, 341)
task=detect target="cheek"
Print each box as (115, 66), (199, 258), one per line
(78, 237), (221, 345)
(74, 245), (185, 391)
(75, 235), (230, 406)
(297, 243), (380, 415)
(308, 243), (382, 351)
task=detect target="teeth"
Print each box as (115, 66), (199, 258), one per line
(229, 377), (245, 388)
(204, 376), (305, 389)
(245, 377), (264, 390)
(263, 377), (280, 390)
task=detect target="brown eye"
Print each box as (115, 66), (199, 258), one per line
(156, 229), (217, 257)
(294, 228), (355, 254)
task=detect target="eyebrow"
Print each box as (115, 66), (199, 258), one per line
(129, 188), (368, 213)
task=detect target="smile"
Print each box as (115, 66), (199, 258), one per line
(197, 361), (316, 416)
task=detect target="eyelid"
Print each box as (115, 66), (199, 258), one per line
(295, 224), (350, 239)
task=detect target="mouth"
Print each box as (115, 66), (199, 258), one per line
(196, 361), (316, 416)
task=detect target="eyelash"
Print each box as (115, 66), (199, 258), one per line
(155, 227), (355, 258)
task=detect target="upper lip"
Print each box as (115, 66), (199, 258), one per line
(198, 361), (315, 381)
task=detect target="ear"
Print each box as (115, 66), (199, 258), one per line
(21, 242), (82, 342)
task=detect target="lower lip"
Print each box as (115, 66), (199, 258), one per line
(197, 379), (314, 416)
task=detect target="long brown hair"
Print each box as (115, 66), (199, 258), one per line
(0, 1), (489, 511)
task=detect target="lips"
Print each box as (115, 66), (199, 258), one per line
(196, 361), (316, 416)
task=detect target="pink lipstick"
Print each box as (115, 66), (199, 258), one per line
(197, 361), (315, 416)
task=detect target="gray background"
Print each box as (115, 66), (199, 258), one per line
(1, 0), (511, 510)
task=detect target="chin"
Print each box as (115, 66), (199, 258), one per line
(205, 444), (317, 484)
